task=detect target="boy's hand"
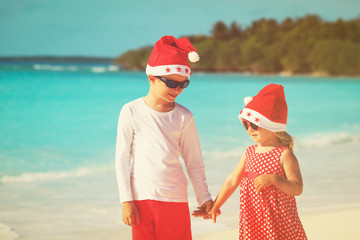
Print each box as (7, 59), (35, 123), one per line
(191, 200), (213, 218)
(122, 201), (140, 226)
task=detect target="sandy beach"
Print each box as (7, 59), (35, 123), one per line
(1, 142), (360, 240)
(194, 205), (360, 240)
(3, 204), (357, 240)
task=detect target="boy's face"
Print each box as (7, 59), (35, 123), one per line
(149, 74), (188, 103)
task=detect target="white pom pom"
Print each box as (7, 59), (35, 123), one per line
(188, 51), (200, 62)
(244, 96), (253, 105)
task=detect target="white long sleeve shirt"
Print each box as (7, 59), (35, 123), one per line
(115, 98), (211, 206)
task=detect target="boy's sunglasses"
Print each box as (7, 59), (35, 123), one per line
(242, 119), (259, 131)
(156, 76), (190, 89)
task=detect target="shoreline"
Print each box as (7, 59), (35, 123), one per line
(1, 203), (359, 240)
(1, 165), (359, 240)
(194, 204), (360, 240)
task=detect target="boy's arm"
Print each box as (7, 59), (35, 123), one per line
(254, 149), (303, 196)
(115, 105), (134, 203)
(180, 116), (212, 206)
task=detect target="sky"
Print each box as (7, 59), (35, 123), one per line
(0, 0), (359, 58)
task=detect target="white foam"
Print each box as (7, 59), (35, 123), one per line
(32, 64), (120, 73)
(107, 65), (120, 72)
(203, 146), (243, 159)
(0, 167), (108, 184)
(201, 132), (360, 160)
(34, 64), (65, 71)
(91, 67), (107, 73)
(33, 64), (79, 72)
(296, 132), (360, 148)
(0, 223), (19, 240)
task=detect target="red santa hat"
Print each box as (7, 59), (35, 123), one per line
(146, 35), (200, 79)
(238, 83), (288, 132)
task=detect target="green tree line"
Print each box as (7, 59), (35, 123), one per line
(115, 14), (360, 76)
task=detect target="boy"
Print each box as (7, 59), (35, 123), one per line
(115, 35), (212, 240)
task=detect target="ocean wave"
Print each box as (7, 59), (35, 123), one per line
(33, 64), (121, 73)
(0, 223), (19, 240)
(34, 64), (79, 72)
(202, 132), (360, 160)
(203, 147), (243, 160)
(0, 166), (112, 184)
(296, 132), (360, 148)
(0, 63), (121, 73)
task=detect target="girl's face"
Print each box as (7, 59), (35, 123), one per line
(246, 125), (277, 146)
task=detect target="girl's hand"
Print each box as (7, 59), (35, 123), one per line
(206, 208), (222, 223)
(254, 150), (304, 196)
(254, 174), (278, 192)
(122, 201), (140, 226)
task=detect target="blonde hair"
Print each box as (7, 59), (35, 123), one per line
(275, 131), (294, 151)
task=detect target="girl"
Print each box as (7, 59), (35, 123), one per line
(194, 83), (307, 239)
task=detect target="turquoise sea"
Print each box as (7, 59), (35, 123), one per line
(1, 62), (360, 239)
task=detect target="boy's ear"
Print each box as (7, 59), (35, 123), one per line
(148, 75), (156, 83)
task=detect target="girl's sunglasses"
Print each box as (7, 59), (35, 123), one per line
(156, 76), (190, 89)
(242, 119), (259, 130)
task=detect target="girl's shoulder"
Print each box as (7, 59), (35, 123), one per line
(278, 145), (289, 152)
(280, 145), (296, 156)
(272, 145), (289, 157)
(245, 145), (257, 151)
(245, 145), (257, 154)
(279, 147), (296, 159)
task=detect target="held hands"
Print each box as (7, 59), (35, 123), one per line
(122, 201), (140, 226)
(192, 200), (213, 218)
(206, 207), (221, 223)
(192, 200), (221, 223)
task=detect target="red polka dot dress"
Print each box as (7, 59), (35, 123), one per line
(239, 145), (307, 240)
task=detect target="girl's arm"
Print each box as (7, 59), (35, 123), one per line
(254, 149), (303, 196)
(208, 153), (246, 223)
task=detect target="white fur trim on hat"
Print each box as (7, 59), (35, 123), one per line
(188, 51), (200, 62)
(238, 108), (287, 132)
(146, 64), (191, 78)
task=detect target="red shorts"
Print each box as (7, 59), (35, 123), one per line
(132, 200), (192, 240)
